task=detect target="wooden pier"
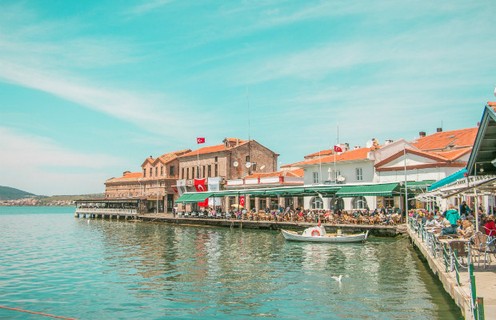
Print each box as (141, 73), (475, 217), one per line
(408, 224), (495, 319)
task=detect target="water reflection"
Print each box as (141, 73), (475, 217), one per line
(0, 210), (463, 320)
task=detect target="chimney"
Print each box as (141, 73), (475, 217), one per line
(436, 128), (442, 132)
(419, 131), (426, 138)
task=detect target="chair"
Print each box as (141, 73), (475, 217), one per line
(471, 232), (495, 268)
(449, 240), (469, 267)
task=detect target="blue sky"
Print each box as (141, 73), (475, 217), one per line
(1, 1), (495, 195)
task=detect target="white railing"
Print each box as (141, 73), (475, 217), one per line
(245, 178), (259, 185)
(76, 208), (138, 215)
(260, 177), (279, 184)
(226, 179), (244, 186)
(284, 177), (304, 184)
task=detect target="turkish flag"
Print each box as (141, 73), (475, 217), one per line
(239, 196), (245, 207)
(194, 178), (209, 207)
(197, 137), (205, 144)
(334, 145), (343, 153)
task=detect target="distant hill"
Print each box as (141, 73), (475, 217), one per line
(0, 186), (36, 200)
(38, 194), (104, 203)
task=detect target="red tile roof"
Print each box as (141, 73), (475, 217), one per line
(157, 149), (191, 164)
(412, 127), (477, 151)
(106, 171), (142, 182)
(432, 147), (472, 161)
(179, 138), (248, 158)
(304, 149), (334, 159)
(142, 149), (191, 167)
(245, 168), (304, 179)
(298, 147), (372, 166)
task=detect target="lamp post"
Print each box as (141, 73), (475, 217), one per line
(474, 163), (484, 232)
(404, 146), (408, 223)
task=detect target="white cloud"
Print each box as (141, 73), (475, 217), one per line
(124, 0), (175, 16)
(0, 6), (209, 139)
(0, 127), (126, 195)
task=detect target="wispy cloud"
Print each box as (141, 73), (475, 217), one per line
(0, 4), (209, 139)
(124, 0), (175, 16)
(0, 127), (126, 195)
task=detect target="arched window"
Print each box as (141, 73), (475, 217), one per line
(331, 198), (344, 211)
(352, 196), (368, 209)
(311, 197), (323, 209)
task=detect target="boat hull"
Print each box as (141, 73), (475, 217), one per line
(281, 229), (369, 243)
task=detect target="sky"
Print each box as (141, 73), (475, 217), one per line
(1, 1), (495, 196)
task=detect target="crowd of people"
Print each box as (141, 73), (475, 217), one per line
(411, 201), (496, 239)
(176, 206), (404, 225)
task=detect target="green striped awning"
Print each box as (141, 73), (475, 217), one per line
(176, 192), (213, 203)
(335, 183), (399, 197)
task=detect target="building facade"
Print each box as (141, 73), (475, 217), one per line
(176, 138), (280, 211)
(297, 127), (477, 212)
(104, 149), (191, 213)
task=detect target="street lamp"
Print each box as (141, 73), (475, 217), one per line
(403, 146), (408, 222)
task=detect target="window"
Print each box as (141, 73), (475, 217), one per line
(208, 165), (212, 177)
(203, 165), (206, 178)
(353, 196), (368, 209)
(160, 166), (163, 176)
(313, 172), (319, 184)
(186, 168), (189, 180)
(155, 167), (158, 177)
(252, 163), (257, 171)
(170, 166), (175, 176)
(215, 164), (218, 177)
(181, 167), (184, 179)
(246, 155), (250, 162)
(311, 197), (323, 209)
(143, 168), (146, 177)
(192, 167), (195, 179)
(149, 168), (152, 177)
(356, 168), (363, 181)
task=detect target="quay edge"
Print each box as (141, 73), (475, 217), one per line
(75, 211), (402, 237)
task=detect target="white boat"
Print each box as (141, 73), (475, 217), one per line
(281, 226), (369, 243)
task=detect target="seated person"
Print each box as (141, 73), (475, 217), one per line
(441, 217), (458, 235)
(458, 220), (474, 238)
(484, 215), (496, 237)
(425, 214), (440, 227)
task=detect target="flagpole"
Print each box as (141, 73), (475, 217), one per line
(334, 124), (338, 183)
(404, 145), (408, 222)
(197, 148), (200, 179)
(319, 150), (322, 184)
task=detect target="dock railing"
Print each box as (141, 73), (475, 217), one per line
(408, 218), (485, 320)
(75, 208), (138, 215)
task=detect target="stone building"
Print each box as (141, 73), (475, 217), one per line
(177, 137), (278, 184)
(176, 137), (279, 211)
(105, 149), (190, 213)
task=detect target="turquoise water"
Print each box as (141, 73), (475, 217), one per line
(0, 206), (462, 319)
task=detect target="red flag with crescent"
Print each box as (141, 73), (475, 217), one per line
(239, 196), (245, 207)
(333, 145), (343, 153)
(197, 137), (205, 144)
(194, 178), (209, 207)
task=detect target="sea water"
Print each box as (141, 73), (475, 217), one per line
(0, 206), (462, 319)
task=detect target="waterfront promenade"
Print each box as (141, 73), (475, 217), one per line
(74, 209), (401, 236)
(407, 224), (496, 320)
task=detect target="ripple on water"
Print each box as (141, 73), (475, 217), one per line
(0, 208), (462, 320)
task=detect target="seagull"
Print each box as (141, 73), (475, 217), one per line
(331, 275), (343, 282)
